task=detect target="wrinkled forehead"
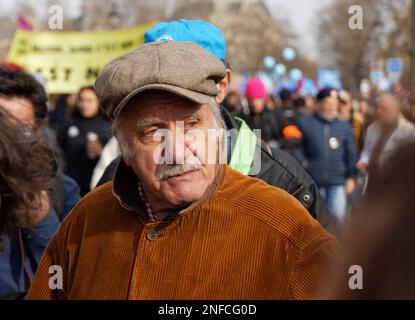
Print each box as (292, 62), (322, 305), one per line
(119, 90), (207, 123)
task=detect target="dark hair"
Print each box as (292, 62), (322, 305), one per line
(0, 108), (56, 235)
(322, 141), (415, 299)
(0, 67), (48, 126)
(78, 85), (96, 96)
(293, 97), (306, 108)
(74, 85), (107, 120)
(316, 87), (337, 102)
(279, 89), (292, 101)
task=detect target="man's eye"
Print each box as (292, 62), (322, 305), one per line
(185, 120), (198, 129)
(142, 128), (158, 136)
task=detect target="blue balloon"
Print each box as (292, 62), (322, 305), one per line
(263, 56), (276, 69)
(379, 77), (392, 92)
(282, 47), (296, 62)
(274, 63), (286, 77)
(289, 68), (303, 82)
(299, 78), (317, 96)
(257, 71), (274, 94)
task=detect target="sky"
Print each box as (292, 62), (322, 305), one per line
(264, 0), (334, 61)
(1, 0), (333, 60)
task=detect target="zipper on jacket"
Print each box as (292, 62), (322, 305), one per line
(291, 184), (304, 197)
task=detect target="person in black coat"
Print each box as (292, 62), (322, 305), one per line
(239, 78), (302, 153)
(59, 86), (112, 196)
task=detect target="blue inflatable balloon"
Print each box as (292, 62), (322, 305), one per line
(282, 47), (296, 62)
(274, 63), (286, 77)
(263, 56), (276, 70)
(257, 71), (274, 94)
(299, 78), (318, 96)
(289, 68), (303, 82)
(379, 77), (392, 92)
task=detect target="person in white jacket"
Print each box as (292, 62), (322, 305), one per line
(90, 136), (120, 190)
(357, 94), (415, 174)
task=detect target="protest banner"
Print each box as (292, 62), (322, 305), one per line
(7, 23), (154, 93)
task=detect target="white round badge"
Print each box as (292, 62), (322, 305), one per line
(329, 137), (339, 150)
(68, 125), (80, 138)
(156, 35), (174, 42)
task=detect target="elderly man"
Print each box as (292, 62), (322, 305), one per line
(95, 19), (339, 235)
(28, 41), (335, 300)
(357, 93), (415, 171)
(357, 94), (415, 190)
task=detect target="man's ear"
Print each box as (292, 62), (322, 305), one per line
(216, 69), (232, 104)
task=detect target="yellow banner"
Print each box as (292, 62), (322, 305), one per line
(7, 23), (155, 94)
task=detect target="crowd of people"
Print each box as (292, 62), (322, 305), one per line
(1, 19), (415, 300)
(222, 76), (415, 226)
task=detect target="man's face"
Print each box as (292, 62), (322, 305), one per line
(225, 92), (239, 108)
(118, 91), (221, 211)
(0, 96), (35, 128)
(319, 95), (339, 119)
(305, 96), (315, 110)
(249, 98), (265, 114)
(377, 96), (400, 126)
(339, 100), (352, 113)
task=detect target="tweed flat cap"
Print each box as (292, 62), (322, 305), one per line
(95, 41), (226, 119)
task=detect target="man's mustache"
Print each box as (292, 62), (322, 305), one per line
(156, 161), (202, 181)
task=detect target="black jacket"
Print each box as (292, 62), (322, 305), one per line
(97, 107), (340, 236)
(59, 110), (112, 196)
(239, 109), (287, 144)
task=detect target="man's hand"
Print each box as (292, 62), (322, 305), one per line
(356, 160), (368, 173)
(345, 178), (356, 195)
(86, 140), (103, 158)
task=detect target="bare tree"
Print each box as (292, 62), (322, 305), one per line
(317, 0), (411, 93)
(78, 0), (169, 31)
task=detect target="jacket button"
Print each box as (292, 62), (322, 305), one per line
(302, 194), (311, 203)
(147, 229), (159, 241)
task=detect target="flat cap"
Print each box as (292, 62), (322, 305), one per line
(95, 41), (226, 119)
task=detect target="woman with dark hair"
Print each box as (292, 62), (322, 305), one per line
(321, 140), (415, 299)
(0, 109), (55, 232)
(0, 66), (80, 220)
(59, 86), (112, 196)
(0, 108), (60, 299)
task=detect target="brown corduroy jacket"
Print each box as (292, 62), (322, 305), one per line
(27, 164), (336, 300)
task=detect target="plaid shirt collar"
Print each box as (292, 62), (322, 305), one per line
(137, 182), (158, 222)
(137, 181), (178, 223)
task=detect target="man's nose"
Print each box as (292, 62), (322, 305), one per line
(170, 123), (186, 164)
